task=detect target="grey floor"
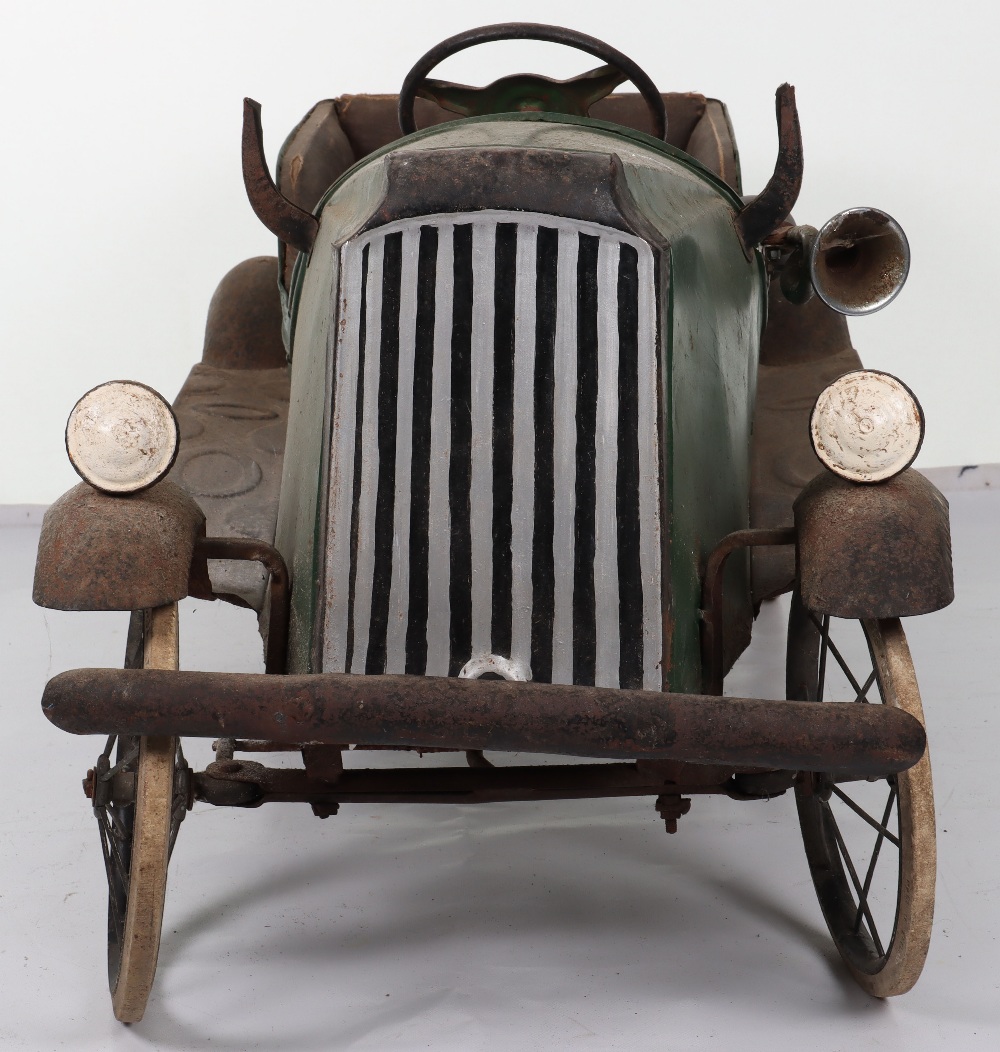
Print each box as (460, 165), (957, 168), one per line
(2, 472), (998, 1050)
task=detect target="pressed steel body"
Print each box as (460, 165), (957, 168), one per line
(278, 113), (765, 689)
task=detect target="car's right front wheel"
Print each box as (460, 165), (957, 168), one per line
(93, 604), (188, 1023)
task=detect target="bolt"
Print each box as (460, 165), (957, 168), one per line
(654, 794), (691, 834)
(311, 802), (340, 820)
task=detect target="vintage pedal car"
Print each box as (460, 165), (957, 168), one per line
(34, 23), (953, 1022)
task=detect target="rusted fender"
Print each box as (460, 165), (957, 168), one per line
(794, 468), (954, 618)
(33, 481), (205, 611)
(43, 668), (925, 777)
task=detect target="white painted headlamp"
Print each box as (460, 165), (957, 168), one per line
(810, 370), (924, 483)
(66, 380), (179, 494)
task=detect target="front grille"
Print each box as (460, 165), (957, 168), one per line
(321, 210), (663, 690)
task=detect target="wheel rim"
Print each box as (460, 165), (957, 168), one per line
(788, 599), (935, 996)
(97, 734), (189, 994)
(90, 604), (188, 1023)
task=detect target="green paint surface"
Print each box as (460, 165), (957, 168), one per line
(276, 162), (388, 672)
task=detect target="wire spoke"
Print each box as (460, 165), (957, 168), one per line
(106, 803), (130, 839)
(168, 747), (189, 859)
(96, 812), (116, 883)
(108, 895), (125, 948)
(168, 801), (186, 858)
(99, 803), (132, 884)
(103, 743), (139, 782)
(807, 611), (874, 701)
(825, 636), (867, 699)
(95, 731), (185, 973)
(106, 824), (132, 881)
(853, 784), (899, 935)
(108, 892), (125, 948)
(94, 738), (143, 958)
(817, 614), (830, 702)
(854, 670), (877, 705)
(97, 811), (126, 945)
(830, 784), (901, 848)
(825, 803), (886, 958)
(107, 883), (125, 945)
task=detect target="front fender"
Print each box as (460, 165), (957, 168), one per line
(793, 468), (953, 618)
(33, 480), (205, 611)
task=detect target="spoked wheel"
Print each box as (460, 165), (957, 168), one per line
(786, 594), (935, 997)
(90, 603), (190, 1022)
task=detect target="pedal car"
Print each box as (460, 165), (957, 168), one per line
(34, 23), (954, 1022)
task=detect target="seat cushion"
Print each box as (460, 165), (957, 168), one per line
(333, 91), (709, 159)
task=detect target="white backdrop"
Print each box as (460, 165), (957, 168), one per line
(2, 0), (993, 503)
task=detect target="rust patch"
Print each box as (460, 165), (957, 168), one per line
(794, 469), (954, 618)
(33, 480), (205, 611)
(43, 667), (926, 778)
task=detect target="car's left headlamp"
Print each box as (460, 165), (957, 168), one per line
(810, 370), (924, 484)
(65, 380), (179, 494)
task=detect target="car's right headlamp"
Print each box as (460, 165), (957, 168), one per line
(65, 380), (179, 495)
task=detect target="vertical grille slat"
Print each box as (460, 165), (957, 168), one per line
(346, 237), (385, 674)
(448, 225), (474, 675)
(322, 210), (663, 691)
(404, 226), (439, 675)
(510, 223), (538, 674)
(384, 228), (420, 674)
(469, 223), (497, 661)
(343, 244), (370, 673)
(366, 232), (404, 674)
(616, 244), (644, 689)
(636, 247), (663, 691)
(550, 228), (579, 686)
(425, 227), (453, 677)
(530, 227), (558, 684)
(572, 234), (600, 687)
(491, 224), (518, 658)
(594, 239), (622, 688)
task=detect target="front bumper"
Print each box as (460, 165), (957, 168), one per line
(43, 668), (924, 779)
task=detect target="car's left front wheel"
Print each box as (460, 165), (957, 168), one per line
(787, 595), (935, 996)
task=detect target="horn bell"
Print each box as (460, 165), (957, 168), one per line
(809, 207), (910, 316)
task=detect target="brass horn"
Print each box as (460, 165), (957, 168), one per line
(809, 207), (910, 316)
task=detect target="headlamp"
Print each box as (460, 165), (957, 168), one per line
(65, 381), (179, 494)
(810, 370), (923, 483)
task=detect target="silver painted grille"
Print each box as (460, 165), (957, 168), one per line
(321, 210), (662, 689)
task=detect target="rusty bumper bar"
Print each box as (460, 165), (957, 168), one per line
(42, 669), (925, 778)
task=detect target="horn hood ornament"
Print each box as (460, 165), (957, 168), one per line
(242, 98), (319, 253)
(735, 84), (803, 252)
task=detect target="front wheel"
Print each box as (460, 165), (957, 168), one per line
(786, 596), (935, 996)
(91, 604), (189, 1022)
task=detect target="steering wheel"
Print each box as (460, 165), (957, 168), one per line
(398, 23), (667, 141)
